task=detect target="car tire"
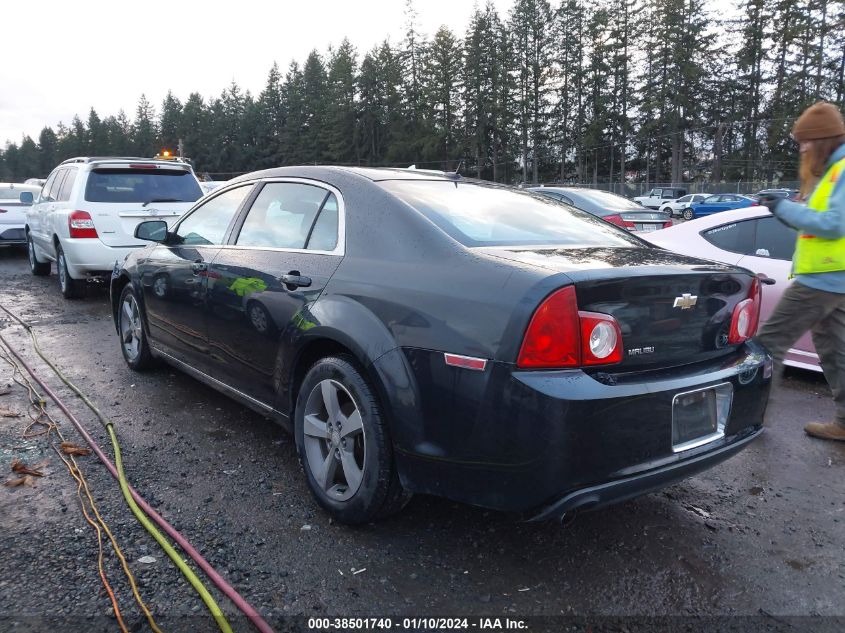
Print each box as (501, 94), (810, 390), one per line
(682, 207), (695, 221)
(295, 355), (410, 524)
(27, 234), (50, 276)
(56, 244), (85, 299)
(117, 283), (157, 370)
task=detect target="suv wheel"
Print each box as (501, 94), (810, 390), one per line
(27, 234), (50, 276)
(295, 356), (410, 524)
(56, 244), (85, 299)
(682, 207), (695, 221)
(118, 284), (156, 370)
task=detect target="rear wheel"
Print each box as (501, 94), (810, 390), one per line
(56, 244), (85, 299)
(118, 284), (156, 370)
(295, 356), (410, 524)
(27, 234), (50, 276)
(682, 207), (695, 221)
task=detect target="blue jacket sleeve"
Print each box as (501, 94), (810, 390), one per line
(773, 176), (845, 239)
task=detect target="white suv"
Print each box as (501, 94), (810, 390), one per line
(26, 157), (203, 298)
(659, 193), (712, 217)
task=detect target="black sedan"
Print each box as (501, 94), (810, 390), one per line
(111, 167), (770, 524)
(530, 186), (672, 232)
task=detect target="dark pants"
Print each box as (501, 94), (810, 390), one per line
(756, 281), (845, 428)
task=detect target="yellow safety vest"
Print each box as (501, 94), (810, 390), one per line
(793, 156), (845, 275)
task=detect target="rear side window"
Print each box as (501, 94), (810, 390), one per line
(753, 217), (796, 260)
(379, 181), (643, 248)
(236, 182), (330, 249)
(701, 220), (756, 255)
(85, 168), (203, 204)
(44, 169), (65, 202)
(58, 169), (77, 201)
(175, 185), (252, 245)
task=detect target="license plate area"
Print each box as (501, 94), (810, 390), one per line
(671, 383), (733, 452)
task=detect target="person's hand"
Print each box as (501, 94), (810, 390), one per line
(757, 193), (782, 212)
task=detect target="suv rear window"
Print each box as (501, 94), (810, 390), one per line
(85, 168), (203, 204)
(379, 180), (643, 248)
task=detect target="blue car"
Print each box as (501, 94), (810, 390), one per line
(684, 194), (758, 220)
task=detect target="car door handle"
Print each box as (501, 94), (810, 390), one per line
(757, 273), (776, 286)
(279, 272), (311, 289)
(191, 261), (207, 274)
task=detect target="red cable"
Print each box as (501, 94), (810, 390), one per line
(0, 332), (276, 633)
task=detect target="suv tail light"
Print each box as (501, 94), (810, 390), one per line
(69, 211), (98, 238)
(728, 277), (761, 344)
(517, 286), (623, 368)
(602, 214), (635, 230)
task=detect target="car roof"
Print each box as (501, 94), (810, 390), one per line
(228, 165), (468, 185)
(59, 156), (195, 169)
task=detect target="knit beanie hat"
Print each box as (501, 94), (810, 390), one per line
(792, 102), (845, 141)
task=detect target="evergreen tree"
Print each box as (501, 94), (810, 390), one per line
(159, 91), (183, 153)
(38, 127), (58, 175)
(423, 26), (462, 166)
(133, 94), (158, 157)
(326, 39), (360, 164)
(254, 63), (285, 169)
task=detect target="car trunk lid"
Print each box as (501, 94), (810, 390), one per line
(483, 246), (755, 370)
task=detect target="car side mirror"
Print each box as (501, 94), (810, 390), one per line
(135, 220), (169, 242)
(19, 191), (34, 204)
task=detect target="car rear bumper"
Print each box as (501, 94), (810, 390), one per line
(60, 238), (143, 277)
(526, 425), (762, 521)
(380, 342), (771, 517)
(0, 225), (26, 244)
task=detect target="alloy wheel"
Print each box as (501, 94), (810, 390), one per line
(119, 294), (144, 362)
(58, 252), (67, 290)
(302, 379), (366, 502)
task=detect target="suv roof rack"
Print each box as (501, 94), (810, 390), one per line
(59, 156), (158, 165)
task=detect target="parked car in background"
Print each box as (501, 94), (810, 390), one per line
(683, 193), (758, 220)
(633, 187), (687, 209)
(24, 178), (47, 187)
(530, 186), (671, 232)
(659, 193), (711, 217)
(112, 166), (769, 524)
(643, 207), (818, 371)
(0, 183), (42, 246)
(26, 157), (204, 298)
(756, 188), (800, 201)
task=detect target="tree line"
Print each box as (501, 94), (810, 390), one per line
(1, 0), (843, 187)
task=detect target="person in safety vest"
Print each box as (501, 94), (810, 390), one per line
(757, 101), (845, 442)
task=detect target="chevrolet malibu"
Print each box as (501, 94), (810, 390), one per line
(111, 167), (771, 524)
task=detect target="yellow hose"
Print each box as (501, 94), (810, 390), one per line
(0, 304), (233, 633)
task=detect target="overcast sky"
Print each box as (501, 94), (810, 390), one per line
(1, 0), (736, 146)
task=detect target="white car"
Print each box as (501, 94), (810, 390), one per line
(659, 193), (712, 217)
(0, 183), (42, 246)
(633, 187), (688, 209)
(26, 157), (203, 298)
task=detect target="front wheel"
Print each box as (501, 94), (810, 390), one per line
(295, 356), (410, 524)
(682, 207), (695, 221)
(27, 234), (50, 276)
(118, 284), (157, 370)
(56, 244), (85, 299)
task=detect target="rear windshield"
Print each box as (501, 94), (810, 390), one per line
(379, 180), (644, 248)
(571, 189), (644, 211)
(85, 169), (203, 204)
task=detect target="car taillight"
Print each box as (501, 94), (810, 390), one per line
(603, 214), (635, 230)
(517, 286), (623, 368)
(728, 277), (761, 344)
(68, 211), (98, 238)
(663, 221), (672, 229)
(749, 201), (759, 206)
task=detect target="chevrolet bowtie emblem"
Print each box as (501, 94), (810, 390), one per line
(673, 293), (698, 309)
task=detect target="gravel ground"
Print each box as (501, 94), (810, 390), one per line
(0, 247), (843, 633)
